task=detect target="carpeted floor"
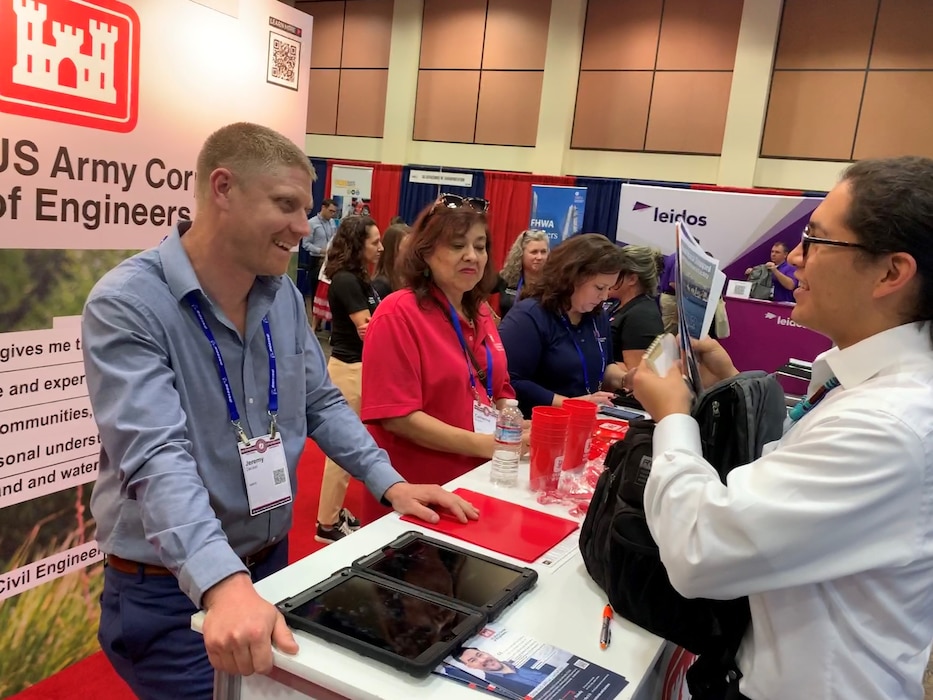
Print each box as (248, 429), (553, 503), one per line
(10, 438), (354, 700)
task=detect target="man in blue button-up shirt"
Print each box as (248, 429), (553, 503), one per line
(83, 122), (477, 700)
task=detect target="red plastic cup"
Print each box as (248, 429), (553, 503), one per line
(559, 400), (598, 472)
(531, 406), (570, 428)
(530, 438), (565, 491)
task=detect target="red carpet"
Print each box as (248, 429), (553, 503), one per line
(10, 440), (357, 700)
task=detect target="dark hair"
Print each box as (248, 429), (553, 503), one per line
(773, 241), (789, 254)
(324, 215), (377, 282)
(390, 215), (406, 225)
(402, 204), (497, 320)
(320, 198), (336, 210)
(841, 156), (933, 341)
(374, 223), (411, 292)
(525, 234), (627, 313)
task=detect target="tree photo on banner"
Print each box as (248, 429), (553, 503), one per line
(0, 0), (313, 695)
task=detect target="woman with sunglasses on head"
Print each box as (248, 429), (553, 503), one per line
(360, 195), (517, 521)
(496, 229), (550, 318)
(371, 223), (411, 300)
(499, 234), (629, 417)
(606, 245), (666, 370)
(314, 215), (384, 543)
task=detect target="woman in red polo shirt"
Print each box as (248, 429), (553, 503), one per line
(360, 196), (516, 521)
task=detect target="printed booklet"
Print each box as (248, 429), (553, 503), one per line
(434, 623), (629, 700)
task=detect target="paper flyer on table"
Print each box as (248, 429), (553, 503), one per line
(434, 623), (629, 700)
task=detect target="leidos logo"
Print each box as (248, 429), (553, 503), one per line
(632, 201), (708, 227)
(765, 311), (802, 328)
(0, 0), (140, 132)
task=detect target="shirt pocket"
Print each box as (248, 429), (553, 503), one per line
(275, 352), (306, 429)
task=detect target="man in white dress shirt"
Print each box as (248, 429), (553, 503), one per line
(633, 156), (933, 700)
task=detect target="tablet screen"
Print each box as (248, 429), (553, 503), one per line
(287, 576), (470, 660)
(365, 539), (522, 608)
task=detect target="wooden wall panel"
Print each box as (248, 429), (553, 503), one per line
(337, 70), (388, 137)
(761, 71), (864, 160)
(475, 71), (543, 146)
(482, 0), (550, 70)
(773, 0), (877, 69)
(413, 70), (481, 143)
(304, 1), (346, 68)
(341, 0), (394, 68)
(579, 0), (663, 71)
(420, 0), (487, 69)
(870, 0), (933, 69)
(645, 72), (732, 154)
(656, 0), (743, 71)
(571, 71), (653, 151)
(854, 72), (933, 159)
(307, 68), (340, 135)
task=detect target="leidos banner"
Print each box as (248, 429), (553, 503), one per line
(0, 0), (313, 250)
(618, 184), (822, 272)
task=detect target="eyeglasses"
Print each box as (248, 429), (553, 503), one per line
(436, 193), (490, 213)
(801, 225), (867, 258)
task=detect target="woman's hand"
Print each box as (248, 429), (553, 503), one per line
(576, 391), (615, 406)
(690, 337), (739, 389)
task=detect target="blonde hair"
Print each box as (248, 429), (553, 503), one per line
(195, 122), (315, 201)
(500, 229), (549, 287)
(619, 245), (665, 296)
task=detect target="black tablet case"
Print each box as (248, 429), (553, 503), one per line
(276, 532), (538, 677)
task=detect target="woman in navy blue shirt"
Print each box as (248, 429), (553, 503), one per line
(499, 234), (629, 416)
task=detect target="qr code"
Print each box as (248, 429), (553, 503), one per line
(573, 659), (590, 670)
(271, 38), (297, 82)
(273, 468), (286, 486)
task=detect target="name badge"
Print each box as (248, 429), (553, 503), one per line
(472, 401), (498, 435)
(238, 434), (292, 516)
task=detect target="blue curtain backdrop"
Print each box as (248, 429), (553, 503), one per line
(398, 166), (486, 224)
(575, 177), (623, 242)
(309, 157), (328, 212)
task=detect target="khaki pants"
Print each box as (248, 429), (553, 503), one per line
(316, 357), (361, 525)
(660, 293), (678, 334)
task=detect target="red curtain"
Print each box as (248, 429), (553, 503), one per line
(324, 160), (403, 234)
(483, 171), (576, 272)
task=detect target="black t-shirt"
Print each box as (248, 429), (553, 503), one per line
(371, 275), (393, 301)
(328, 271), (380, 363)
(495, 274), (520, 318)
(609, 295), (664, 363)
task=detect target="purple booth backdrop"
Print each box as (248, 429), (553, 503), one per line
(719, 297), (833, 376)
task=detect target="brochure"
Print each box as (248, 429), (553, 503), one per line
(675, 222), (725, 395)
(434, 623), (629, 700)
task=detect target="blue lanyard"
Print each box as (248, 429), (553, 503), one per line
(447, 302), (494, 401)
(561, 314), (606, 394)
(788, 376), (840, 423)
(516, 273), (524, 297)
(187, 295), (278, 444)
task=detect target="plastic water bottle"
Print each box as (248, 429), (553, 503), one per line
(491, 399), (523, 487)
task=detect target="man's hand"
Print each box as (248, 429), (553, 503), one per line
(201, 573), (298, 676)
(690, 336), (739, 390)
(384, 482), (480, 524)
(632, 358), (693, 422)
(765, 262), (777, 271)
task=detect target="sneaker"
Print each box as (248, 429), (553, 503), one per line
(338, 508), (361, 531)
(314, 519), (353, 544)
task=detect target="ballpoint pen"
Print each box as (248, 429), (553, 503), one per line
(600, 604), (612, 650)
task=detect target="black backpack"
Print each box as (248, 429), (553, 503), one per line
(579, 371), (786, 698)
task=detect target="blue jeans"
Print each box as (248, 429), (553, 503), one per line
(98, 540), (288, 700)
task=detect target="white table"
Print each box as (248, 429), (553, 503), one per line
(195, 461), (667, 700)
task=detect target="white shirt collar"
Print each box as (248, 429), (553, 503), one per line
(810, 322), (931, 390)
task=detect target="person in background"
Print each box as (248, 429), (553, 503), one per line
(499, 234), (628, 416)
(371, 222), (412, 299)
(607, 245), (665, 370)
(633, 156), (933, 700)
(496, 229), (550, 318)
(390, 215), (406, 226)
(746, 241), (798, 303)
(82, 122), (476, 700)
(315, 215), (383, 544)
(311, 242), (333, 334)
(301, 198), (338, 331)
(658, 252), (678, 334)
(360, 196), (518, 522)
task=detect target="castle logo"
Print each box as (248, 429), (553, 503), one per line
(0, 0), (140, 132)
